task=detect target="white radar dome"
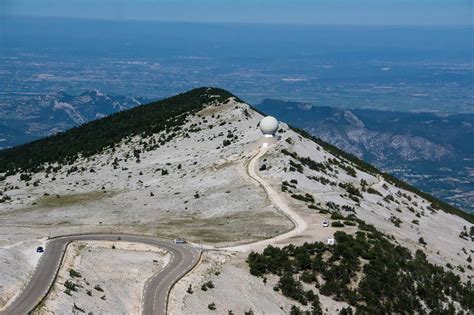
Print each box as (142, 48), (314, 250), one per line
(259, 116), (279, 136)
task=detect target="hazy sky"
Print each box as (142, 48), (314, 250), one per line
(0, 0), (472, 26)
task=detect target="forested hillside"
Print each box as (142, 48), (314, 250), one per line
(0, 87), (235, 174)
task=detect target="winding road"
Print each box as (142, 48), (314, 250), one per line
(2, 141), (307, 315)
(0, 234), (200, 315)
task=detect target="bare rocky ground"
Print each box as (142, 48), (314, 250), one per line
(0, 236), (46, 308)
(33, 241), (169, 315)
(1, 95), (472, 312)
(169, 250), (349, 315)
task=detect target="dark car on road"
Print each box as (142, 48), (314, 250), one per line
(36, 246), (44, 253)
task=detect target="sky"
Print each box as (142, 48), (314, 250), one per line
(0, 0), (472, 26)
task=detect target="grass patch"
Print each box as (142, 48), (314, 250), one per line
(155, 211), (293, 244)
(37, 191), (116, 208)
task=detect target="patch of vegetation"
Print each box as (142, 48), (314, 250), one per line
(459, 226), (470, 240)
(383, 194), (395, 203)
(309, 175), (336, 186)
(64, 280), (78, 292)
(208, 303), (216, 310)
(291, 193), (314, 203)
(0, 195), (12, 203)
(366, 187), (382, 196)
(69, 269), (82, 278)
(282, 149), (329, 174)
(187, 284), (193, 294)
(338, 182), (362, 199)
(201, 281), (214, 291)
(390, 215), (402, 227)
(37, 191), (114, 208)
(281, 180), (297, 192)
(288, 160), (303, 173)
(20, 173), (32, 181)
(247, 227), (473, 314)
(73, 303), (85, 313)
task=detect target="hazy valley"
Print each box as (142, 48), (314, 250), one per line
(0, 90), (146, 149)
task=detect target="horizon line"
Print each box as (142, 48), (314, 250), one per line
(2, 14), (473, 28)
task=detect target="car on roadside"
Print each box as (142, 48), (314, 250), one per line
(173, 238), (186, 244)
(322, 220), (330, 227)
(36, 246), (44, 253)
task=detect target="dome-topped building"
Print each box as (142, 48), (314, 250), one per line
(259, 116), (279, 137)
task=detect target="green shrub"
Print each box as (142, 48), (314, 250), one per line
(201, 281), (214, 291)
(291, 193), (314, 203)
(331, 212), (345, 220)
(69, 269), (82, 278)
(208, 303), (216, 310)
(64, 280), (78, 292)
(367, 187), (382, 196)
(20, 173), (32, 181)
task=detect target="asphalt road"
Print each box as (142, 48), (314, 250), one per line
(0, 234), (200, 315)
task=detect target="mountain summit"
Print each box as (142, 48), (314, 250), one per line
(0, 88), (472, 313)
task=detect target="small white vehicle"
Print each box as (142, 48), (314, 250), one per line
(173, 238), (186, 244)
(322, 220), (330, 227)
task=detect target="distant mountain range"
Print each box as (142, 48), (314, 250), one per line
(256, 99), (474, 213)
(0, 90), (148, 149)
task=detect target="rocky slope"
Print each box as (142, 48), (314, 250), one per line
(0, 88), (472, 313)
(257, 99), (474, 213)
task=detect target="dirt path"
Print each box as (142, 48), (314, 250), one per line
(223, 144), (308, 252)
